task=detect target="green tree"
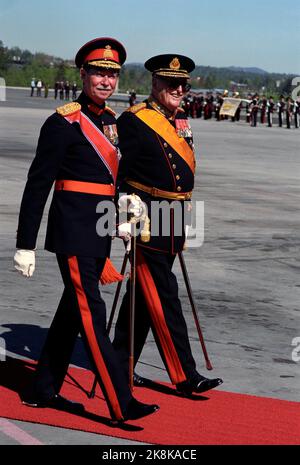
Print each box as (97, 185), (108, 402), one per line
(279, 77), (293, 96)
(0, 40), (9, 70)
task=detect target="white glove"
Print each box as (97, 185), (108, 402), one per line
(118, 194), (146, 219)
(14, 249), (35, 277)
(117, 222), (132, 241)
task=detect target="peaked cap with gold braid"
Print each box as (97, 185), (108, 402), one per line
(75, 37), (126, 70)
(144, 54), (195, 78)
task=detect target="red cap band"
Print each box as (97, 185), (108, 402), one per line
(84, 48), (120, 64)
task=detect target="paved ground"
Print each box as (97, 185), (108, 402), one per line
(0, 89), (299, 445)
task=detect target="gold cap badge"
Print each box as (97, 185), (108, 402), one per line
(104, 45), (114, 59)
(170, 57), (180, 70)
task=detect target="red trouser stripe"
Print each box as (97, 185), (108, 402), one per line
(68, 256), (123, 420)
(136, 249), (186, 384)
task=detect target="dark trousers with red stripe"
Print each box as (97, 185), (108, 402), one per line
(32, 254), (131, 420)
(113, 247), (198, 385)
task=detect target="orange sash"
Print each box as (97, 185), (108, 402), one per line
(136, 108), (195, 175)
(64, 110), (119, 184)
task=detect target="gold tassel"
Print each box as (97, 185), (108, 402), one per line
(141, 216), (151, 242)
(100, 258), (124, 285)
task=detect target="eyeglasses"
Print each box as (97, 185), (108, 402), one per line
(160, 78), (191, 92)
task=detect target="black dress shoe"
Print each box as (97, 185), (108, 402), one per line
(176, 376), (223, 396)
(22, 394), (85, 413)
(121, 398), (159, 422)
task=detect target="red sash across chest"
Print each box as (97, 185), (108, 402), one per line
(65, 110), (119, 184)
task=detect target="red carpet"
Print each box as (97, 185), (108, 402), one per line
(1, 357), (300, 445)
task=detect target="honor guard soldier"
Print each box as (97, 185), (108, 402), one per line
(294, 98), (300, 129)
(197, 92), (204, 118)
(231, 91), (241, 122)
(14, 37), (159, 423)
(249, 94), (260, 127)
(113, 54), (223, 396)
(72, 81), (78, 101)
(260, 95), (267, 124)
(267, 96), (275, 127)
(277, 95), (285, 127)
(215, 92), (224, 121)
(245, 93), (252, 123)
(286, 96), (293, 129)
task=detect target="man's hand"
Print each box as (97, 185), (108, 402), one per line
(118, 194), (146, 219)
(117, 222), (132, 242)
(14, 249), (35, 277)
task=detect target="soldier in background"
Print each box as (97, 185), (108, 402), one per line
(231, 91), (241, 122)
(260, 95), (267, 124)
(235, 94), (242, 122)
(72, 82), (78, 100)
(190, 95), (199, 118)
(215, 92), (223, 121)
(204, 92), (214, 119)
(54, 81), (59, 99)
(286, 97), (293, 129)
(36, 79), (43, 97)
(59, 81), (64, 100)
(182, 95), (191, 116)
(30, 78), (36, 97)
(64, 81), (70, 100)
(267, 96), (275, 127)
(246, 93), (252, 123)
(197, 92), (204, 118)
(249, 94), (260, 127)
(277, 95), (285, 127)
(294, 98), (299, 129)
(129, 90), (137, 106)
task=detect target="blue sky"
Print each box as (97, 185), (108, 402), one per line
(1, 0), (300, 74)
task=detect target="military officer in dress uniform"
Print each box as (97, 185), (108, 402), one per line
(112, 54), (223, 396)
(13, 37), (159, 423)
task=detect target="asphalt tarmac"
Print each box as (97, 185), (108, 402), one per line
(0, 89), (299, 445)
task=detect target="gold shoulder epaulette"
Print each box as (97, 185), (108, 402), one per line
(56, 102), (81, 116)
(105, 105), (116, 117)
(126, 102), (147, 113)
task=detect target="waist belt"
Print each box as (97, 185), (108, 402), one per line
(126, 179), (192, 200)
(55, 180), (115, 196)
